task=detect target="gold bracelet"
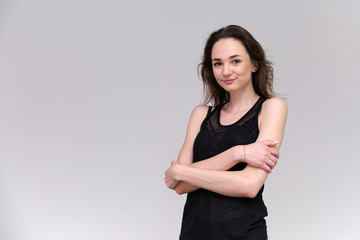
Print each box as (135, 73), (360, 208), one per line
(243, 145), (246, 163)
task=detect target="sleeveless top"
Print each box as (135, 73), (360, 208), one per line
(179, 97), (268, 240)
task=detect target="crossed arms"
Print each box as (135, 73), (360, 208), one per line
(164, 97), (287, 198)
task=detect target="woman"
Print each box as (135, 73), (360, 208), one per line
(165, 25), (287, 240)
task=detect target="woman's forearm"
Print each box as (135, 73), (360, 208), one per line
(189, 145), (242, 170)
(174, 164), (267, 198)
(174, 141), (278, 194)
(175, 146), (242, 194)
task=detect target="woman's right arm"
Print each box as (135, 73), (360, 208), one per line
(170, 105), (278, 194)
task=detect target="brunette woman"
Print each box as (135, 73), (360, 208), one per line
(165, 25), (287, 240)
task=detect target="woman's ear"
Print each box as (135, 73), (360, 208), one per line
(252, 62), (258, 72)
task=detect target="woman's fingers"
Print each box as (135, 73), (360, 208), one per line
(266, 157), (275, 169)
(268, 153), (278, 165)
(242, 141), (280, 172)
(165, 162), (180, 189)
(260, 162), (272, 173)
(262, 141), (280, 169)
(269, 147), (279, 158)
(261, 146), (278, 172)
(165, 175), (176, 189)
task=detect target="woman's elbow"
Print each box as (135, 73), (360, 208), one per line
(245, 190), (259, 199)
(175, 186), (186, 195)
(241, 180), (262, 198)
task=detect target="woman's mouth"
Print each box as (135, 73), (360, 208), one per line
(223, 79), (235, 84)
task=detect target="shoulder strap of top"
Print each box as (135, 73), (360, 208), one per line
(254, 97), (267, 114)
(206, 105), (213, 118)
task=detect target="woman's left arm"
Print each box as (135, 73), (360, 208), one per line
(165, 97), (287, 197)
(236, 97), (288, 197)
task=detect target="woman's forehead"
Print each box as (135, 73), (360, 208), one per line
(212, 38), (249, 59)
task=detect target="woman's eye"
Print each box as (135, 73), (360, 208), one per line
(213, 62), (221, 67)
(232, 59), (241, 64)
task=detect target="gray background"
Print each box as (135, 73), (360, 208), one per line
(1, 0), (359, 239)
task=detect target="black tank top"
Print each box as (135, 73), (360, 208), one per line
(179, 97), (268, 240)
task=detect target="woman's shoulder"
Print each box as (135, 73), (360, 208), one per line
(259, 97), (287, 123)
(184, 105), (212, 140)
(193, 104), (210, 112)
(263, 97), (287, 111)
(190, 104), (212, 120)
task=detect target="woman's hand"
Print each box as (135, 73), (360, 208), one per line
(241, 140), (280, 173)
(165, 161), (182, 189)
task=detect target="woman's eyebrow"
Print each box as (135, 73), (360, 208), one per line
(212, 55), (242, 61)
(229, 54), (242, 59)
(212, 58), (221, 62)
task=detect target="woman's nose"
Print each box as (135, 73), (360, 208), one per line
(222, 64), (231, 76)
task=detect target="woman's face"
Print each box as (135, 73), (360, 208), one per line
(211, 38), (256, 93)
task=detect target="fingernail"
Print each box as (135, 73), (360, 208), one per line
(274, 141), (279, 143)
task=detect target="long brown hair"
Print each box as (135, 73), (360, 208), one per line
(199, 25), (274, 106)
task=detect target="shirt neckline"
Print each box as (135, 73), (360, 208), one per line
(217, 97), (262, 127)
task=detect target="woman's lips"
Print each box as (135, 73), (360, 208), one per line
(223, 79), (235, 84)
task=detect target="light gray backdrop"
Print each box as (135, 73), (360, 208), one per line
(1, 0), (359, 239)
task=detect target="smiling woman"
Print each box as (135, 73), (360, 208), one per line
(212, 38), (256, 94)
(164, 25), (287, 240)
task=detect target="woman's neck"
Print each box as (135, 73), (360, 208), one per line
(224, 88), (259, 113)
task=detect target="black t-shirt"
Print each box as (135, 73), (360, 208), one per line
(180, 97), (268, 240)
